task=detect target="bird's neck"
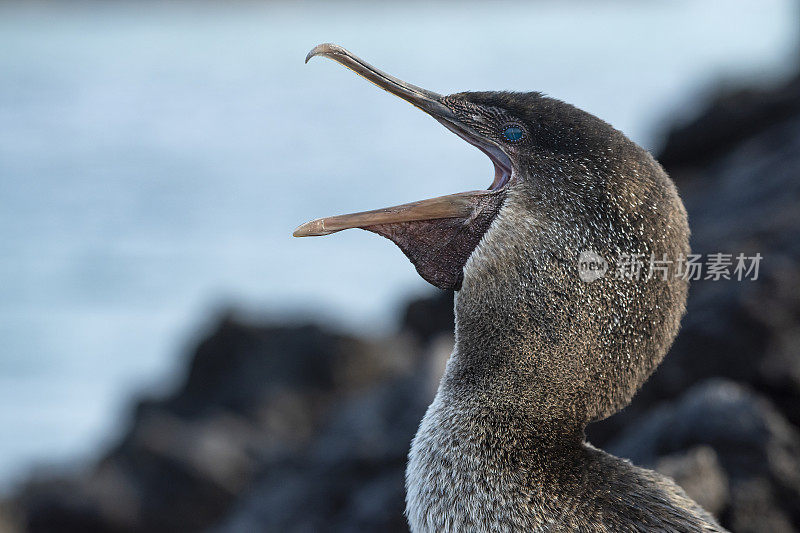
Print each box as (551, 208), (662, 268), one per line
(438, 290), (586, 450)
(407, 230), (591, 529)
(436, 186), (597, 440)
(439, 235), (590, 440)
(406, 293), (586, 530)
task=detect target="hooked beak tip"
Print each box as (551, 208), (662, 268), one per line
(305, 43), (340, 64)
(302, 42), (453, 127)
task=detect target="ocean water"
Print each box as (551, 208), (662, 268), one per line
(0, 0), (797, 488)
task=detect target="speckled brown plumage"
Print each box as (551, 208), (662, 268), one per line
(404, 92), (726, 532)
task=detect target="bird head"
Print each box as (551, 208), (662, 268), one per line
(295, 44), (689, 425)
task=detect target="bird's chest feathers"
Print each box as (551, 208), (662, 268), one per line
(405, 396), (558, 532)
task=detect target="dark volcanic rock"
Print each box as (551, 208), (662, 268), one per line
(658, 74), (800, 173)
(400, 290), (454, 344)
(216, 375), (429, 533)
(655, 446), (729, 517)
(609, 380), (800, 533)
(11, 316), (421, 533)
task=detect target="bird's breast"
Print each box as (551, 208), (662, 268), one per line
(405, 393), (543, 532)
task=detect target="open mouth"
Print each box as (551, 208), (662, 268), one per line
(293, 43), (511, 239)
(441, 122), (513, 191)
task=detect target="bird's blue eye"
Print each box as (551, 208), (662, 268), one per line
(502, 125), (524, 142)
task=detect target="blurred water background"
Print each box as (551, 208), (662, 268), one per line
(0, 0), (797, 491)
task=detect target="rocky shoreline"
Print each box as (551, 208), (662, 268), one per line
(4, 73), (800, 532)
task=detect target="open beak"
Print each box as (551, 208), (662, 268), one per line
(293, 43), (508, 238)
(292, 43), (509, 290)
